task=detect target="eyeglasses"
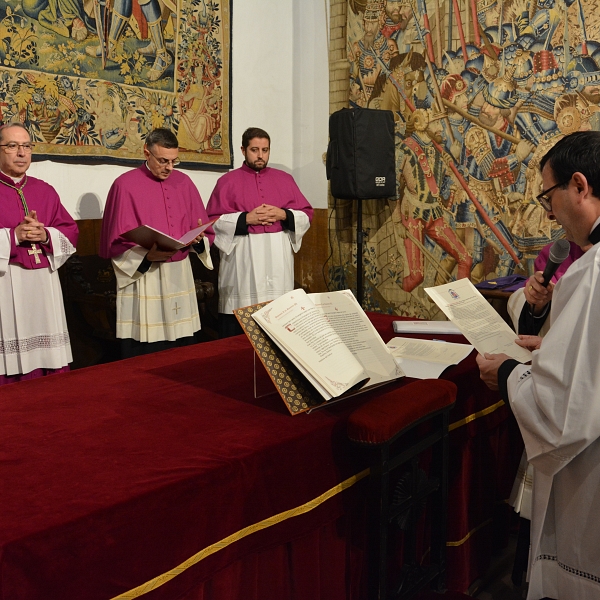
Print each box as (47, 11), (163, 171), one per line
(147, 148), (180, 167)
(536, 180), (568, 211)
(0, 142), (35, 153)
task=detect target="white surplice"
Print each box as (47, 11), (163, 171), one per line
(0, 226), (75, 376)
(112, 243), (213, 343)
(213, 210), (310, 313)
(508, 449), (534, 520)
(507, 288), (552, 338)
(506, 288), (548, 521)
(507, 242), (600, 600)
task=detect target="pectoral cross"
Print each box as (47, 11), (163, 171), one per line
(28, 244), (42, 264)
(173, 302), (180, 315)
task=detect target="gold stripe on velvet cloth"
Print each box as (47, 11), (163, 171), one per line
(111, 469), (370, 600)
(449, 400), (506, 432)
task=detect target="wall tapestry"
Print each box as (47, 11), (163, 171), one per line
(0, 0), (232, 167)
(334, 0), (599, 318)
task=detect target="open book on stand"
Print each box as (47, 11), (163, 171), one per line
(234, 289), (404, 415)
(122, 218), (218, 251)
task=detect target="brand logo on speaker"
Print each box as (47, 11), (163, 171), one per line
(375, 176), (386, 187)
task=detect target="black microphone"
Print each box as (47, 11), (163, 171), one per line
(541, 239), (571, 287)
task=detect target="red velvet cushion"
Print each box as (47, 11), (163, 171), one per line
(347, 380), (457, 445)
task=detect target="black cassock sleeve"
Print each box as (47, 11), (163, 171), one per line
(498, 359), (520, 411)
(234, 210), (295, 234)
(518, 302), (550, 336)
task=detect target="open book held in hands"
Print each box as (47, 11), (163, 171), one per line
(234, 289), (403, 415)
(122, 218), (218, 251)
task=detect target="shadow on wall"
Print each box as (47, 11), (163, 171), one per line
(77, 193), (103, 220)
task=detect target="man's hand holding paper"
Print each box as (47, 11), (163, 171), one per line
(516, 335), (542, 352)
(475, 352), (511, 391)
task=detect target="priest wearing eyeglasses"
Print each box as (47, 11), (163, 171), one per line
(100, 128), (213, 358)
(477, 130), (600, 600)
(0, 122), (79, 385)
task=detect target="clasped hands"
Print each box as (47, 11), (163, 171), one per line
(15, 210), (48, 244)
(476, 335), (542, 391)
(146, 218), (206, 262)
(246, 204), (286, 227)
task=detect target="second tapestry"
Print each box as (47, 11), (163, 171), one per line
(336, 0), (598, 318)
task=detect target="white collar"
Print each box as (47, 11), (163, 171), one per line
(1, 170), (25, 184)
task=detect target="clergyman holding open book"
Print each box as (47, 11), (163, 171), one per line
(100, 127), (214, 358)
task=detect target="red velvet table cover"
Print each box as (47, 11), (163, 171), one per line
(0, 314), (522, 599)
(370, 313), (524, 591)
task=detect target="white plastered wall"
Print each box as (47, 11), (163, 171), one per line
(27, 0), (330, 219)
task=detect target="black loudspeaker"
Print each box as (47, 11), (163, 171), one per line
(326, 107), (396, 200)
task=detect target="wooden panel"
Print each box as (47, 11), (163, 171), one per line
(75, 219), (103, 256)
(75, 215), (331, 294)
(295, 208), (329, 293)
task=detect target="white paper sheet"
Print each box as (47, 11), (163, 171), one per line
(424, 278), (532, 363)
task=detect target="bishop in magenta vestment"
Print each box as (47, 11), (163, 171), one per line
(0, 171), (78, 383)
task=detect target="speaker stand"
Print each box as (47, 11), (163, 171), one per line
(356, 200), (365, 307)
